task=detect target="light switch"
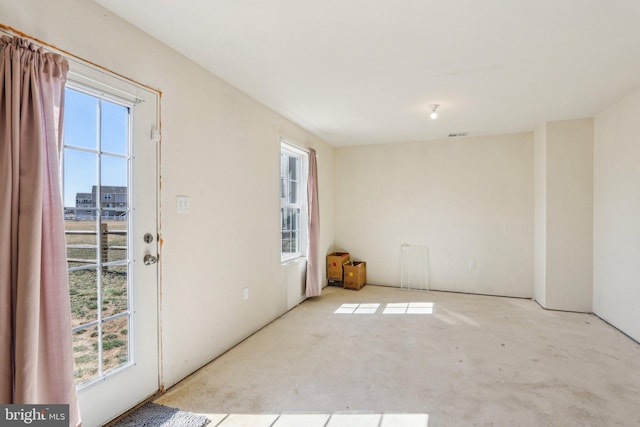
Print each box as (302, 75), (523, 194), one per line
(176, 196), (190, 213)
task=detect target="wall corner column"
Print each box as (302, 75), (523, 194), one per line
(533, 118), (593, 312)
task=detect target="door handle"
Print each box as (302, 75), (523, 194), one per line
(143, 254), (158, 265)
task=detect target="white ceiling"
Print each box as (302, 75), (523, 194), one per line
(95, 0), (640, 146)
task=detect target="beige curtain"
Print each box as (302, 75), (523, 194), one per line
(305, 149), (321, 297)
(0, 36), (81, 426)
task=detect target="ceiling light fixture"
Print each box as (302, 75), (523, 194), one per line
(430, 104), (440, 119)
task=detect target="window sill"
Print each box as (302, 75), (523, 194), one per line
(281, 256), (307, 266)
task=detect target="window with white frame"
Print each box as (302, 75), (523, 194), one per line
(281, 142), (308, 260)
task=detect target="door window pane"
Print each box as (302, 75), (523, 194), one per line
(101, 101), (128, 155)
(64, 149), (97, 219)
(104, 221), (127, 262)
(65, 219), (98, 268)
(102, 265), (128, 316)
(72, 325), (99, 384)
(102, 317), (129, 374)
(101, 156), (127, 187)
(69, 269), (98, 327)
(64, 89), (97, 150)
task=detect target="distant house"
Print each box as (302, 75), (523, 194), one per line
(69, 186), (128, 220)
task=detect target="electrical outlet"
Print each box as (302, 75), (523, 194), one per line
(469, 260), (476, 269)
(243, 287), (249, 300)
(446, 260), (453, 268)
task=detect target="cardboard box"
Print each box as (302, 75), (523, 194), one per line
(327, 252), (350, 280)
(343, 261), (366, 290)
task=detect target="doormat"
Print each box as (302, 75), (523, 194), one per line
(111, 402), (210, 427)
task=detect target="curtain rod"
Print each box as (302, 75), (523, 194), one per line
(0, 24), (162, 97)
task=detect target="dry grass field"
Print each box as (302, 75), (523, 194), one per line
(65, 220), (129, 383)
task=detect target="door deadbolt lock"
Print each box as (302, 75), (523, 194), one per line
(143, 233), (154, 244)
(143, 254), (158, 265)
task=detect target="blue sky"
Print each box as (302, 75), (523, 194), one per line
(63, 88), (129, 207)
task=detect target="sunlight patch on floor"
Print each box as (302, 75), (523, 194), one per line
(202, 412), (429, 427)
(383, 302), (434, 314)
(334, 302), (434, 315)
(333, 303), (380, 314)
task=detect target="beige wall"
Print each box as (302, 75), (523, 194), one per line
(534, 119), (594, 312)
(0, 0), (335, 391)
(545, 119), (593, 312)
(594, 88), (640, 342)
(335, 133), (534, 297)
(533, 124), (547, 306)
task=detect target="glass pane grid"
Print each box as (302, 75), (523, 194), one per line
(64, 86), (132, 386)
(280, 150), (304, 258)
(281, 207), (302, 255)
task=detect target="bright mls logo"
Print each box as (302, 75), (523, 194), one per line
(0, 405), (68, 426)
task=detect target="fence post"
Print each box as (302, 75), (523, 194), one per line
(101, 223), (109, 270)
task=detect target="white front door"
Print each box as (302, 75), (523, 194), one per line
(62, 63), (160, 427)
